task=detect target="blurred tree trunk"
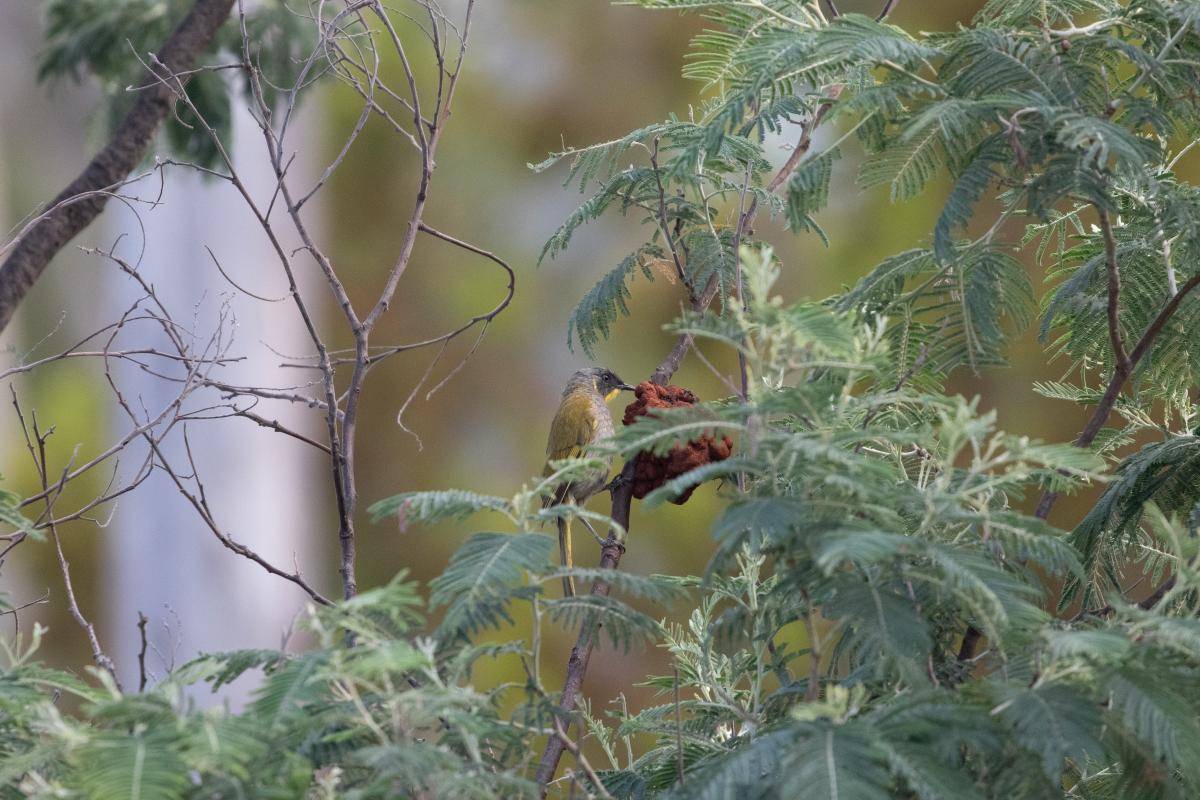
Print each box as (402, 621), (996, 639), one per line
(0, 0), (235, 334)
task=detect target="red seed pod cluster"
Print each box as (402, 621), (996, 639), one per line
(622, 381), (734, 505)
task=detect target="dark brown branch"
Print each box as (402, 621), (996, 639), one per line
(651, 335), (694, 387)
(766, 92), (840, 197)
(0, 0), (236, 335)
(549, 718), (615, 800)
(1099, 209), (1131, 376)
(1138, 574), (1177, 611)
(137, 612), (150, 691)
(875, 0), (901, 21)
(534, 479), (631, 792)
(1075, 573), (1178, 621)
(961, 219), (1200, 662)
(1033, 244), (1200, 521)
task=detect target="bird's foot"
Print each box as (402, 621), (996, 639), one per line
(604, 473), (629, 495)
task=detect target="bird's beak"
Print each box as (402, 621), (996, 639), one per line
(605, 383), (636, 402)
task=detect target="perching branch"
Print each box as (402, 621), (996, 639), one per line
(0, 0), (235, 335)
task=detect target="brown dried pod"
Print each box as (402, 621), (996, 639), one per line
(622, 381), (735, 504)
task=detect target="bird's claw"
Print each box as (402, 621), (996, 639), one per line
(605, 473), (629, 494)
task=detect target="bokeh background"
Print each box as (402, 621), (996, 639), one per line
(0, 0), (1098, 723)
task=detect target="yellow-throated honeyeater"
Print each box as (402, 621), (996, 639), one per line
(543, 367), (634, 596)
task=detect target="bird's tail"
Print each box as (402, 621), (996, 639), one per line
(558, 516), (575, 597)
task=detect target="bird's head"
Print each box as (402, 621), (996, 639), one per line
(565, 367), (635, 401)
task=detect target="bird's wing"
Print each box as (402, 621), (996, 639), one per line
(543, 393), (598, 510)
(544, 392), (599, 468)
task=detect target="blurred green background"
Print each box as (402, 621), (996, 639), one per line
(0, 0), (1102, 718)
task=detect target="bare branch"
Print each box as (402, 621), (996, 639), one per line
(1033, 225), (1200, 520)
(137, 612), (150, 691)
(234, 408), (333, 454)
(1099, 209), (1131, 376)
(649, 137), (692, 297)
(20, 401), (122, 687)
(548, 718), (615, 800)
(876, 0), (901, 21)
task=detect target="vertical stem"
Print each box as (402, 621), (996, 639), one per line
(137, 612), (150, 691)
(802, 589), (821, 702)
(1098, 209), (1131, 375)
(673, 660), (685, 785)
(22, 410), (122, 689)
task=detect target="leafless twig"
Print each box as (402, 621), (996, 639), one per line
(137, 612), (150, 691)
(15, 398), (121, 688)
(4, 0), (499, 682)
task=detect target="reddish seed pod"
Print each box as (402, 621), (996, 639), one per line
(622, 382), (735, 504)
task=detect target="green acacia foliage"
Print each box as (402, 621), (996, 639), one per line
(1, 576), (541, 799)
(12, 1), (1200, 798)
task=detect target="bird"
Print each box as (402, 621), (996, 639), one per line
(543, 367), (635, 597)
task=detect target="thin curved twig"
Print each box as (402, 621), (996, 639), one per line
(824, 0), (899, 22)
(876, 0), (900, 21)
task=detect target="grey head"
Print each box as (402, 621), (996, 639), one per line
(563, 367), (635, 398)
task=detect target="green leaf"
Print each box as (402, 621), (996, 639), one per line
(1106, 665), (1200, 779)
(568, 250), (658, 357)
(368, 489), (513, 527)
(73, 730), (189, 800)
(991, 683), (1106, 784)
(779, 721), (892, 800)
(824, 576), (933, 684)
(249, 651), (326, 733)
(543, 593), (662, 652)
(0, 495), (33, 537)
(934, 139), (1005, 263)
(431, 533), (554, 639)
